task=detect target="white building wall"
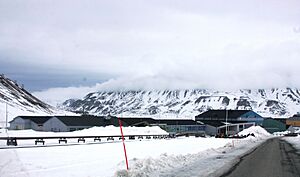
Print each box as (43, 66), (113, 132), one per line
(205, 125), (217, 136)
(31, 122), (44, 131)
(43, 117), (68, 132)
(9, 117), (31, 130)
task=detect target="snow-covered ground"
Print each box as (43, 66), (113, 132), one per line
(0, 126), (271, 177)
(0, 126), (167, 139)
(283, 134), (300, 150)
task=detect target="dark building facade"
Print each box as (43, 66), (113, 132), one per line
(262, 118), (287, 133)
(195, 110), (263, 136)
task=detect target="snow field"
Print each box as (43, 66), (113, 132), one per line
(0, 126), (272, 177)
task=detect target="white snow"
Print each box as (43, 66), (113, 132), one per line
(238, 126), (271, 139)
(283, 134), (300, 150)
(0, 126), (168, 139)
(0, 126), (272, 177)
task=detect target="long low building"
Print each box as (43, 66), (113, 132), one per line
(119, 117), (206, 136)
(9, 115), (110, 132)
(9, 115), (207, 135)
(9, 110), (266, 136)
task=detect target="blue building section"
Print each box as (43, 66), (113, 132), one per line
(238, 111), (264, 125)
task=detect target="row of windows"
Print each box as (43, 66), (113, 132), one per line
(163, 125), (206, 132)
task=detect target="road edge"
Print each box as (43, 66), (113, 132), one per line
(218, 137), (276, 177)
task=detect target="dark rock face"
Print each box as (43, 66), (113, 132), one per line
(222, 97), (230, 106)
(237, 99), (252, 109)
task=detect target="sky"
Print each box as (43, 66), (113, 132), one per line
(0, 0), (300, 105)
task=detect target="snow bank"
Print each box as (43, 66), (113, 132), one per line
(0, 126), (167, 138)
(238, 126), (271, 139)
(114, 126), (272, 177)
(284, 135), (300, 150)
(72, 126), (168, 136)
(0, 126), (271, 177)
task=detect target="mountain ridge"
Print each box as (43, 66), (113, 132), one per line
(0, 74), (68, 127)
(61, 88), (300, 118)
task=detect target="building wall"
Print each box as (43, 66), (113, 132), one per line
(30, 122), (44, 131)
(43, 117), (68, 132)
(9, 117), (31, 130)
(263, 119), (286, 133)
(205, 125), (217, 136)
(217, 122), (255, 136)
(68, 126), (92, 131)
(239, 111), (263, 125)
(161, 124), (206, 134)
(286, 120), (300, 127)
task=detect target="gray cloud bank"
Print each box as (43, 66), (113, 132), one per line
(1, 0), (300, 99)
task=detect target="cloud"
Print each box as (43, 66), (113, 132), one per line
(2, 0), (300, 99)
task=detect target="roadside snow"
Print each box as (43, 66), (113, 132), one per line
(0, 126), (272, 177)
(284, 135), (300, 150)
(238, 126), (271, 139)
(115, 126), (272, 177)
(0, 126), (167, 138)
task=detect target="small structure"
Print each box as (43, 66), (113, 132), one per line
(195, 110), (263, 136)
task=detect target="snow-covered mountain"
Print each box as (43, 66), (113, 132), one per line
(0, 74), (67, 127)
(61, 88), (300, 118)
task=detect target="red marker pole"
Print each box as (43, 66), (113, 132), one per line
(118, 118), (129, 170)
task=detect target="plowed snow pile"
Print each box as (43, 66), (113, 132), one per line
(0, 126), (167, 139)
(238, 126), (271, 139)
(114, 126), (272, 177)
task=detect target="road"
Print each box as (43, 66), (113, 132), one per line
(222, 138), (300, 177)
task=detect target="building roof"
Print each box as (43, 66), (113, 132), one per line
(54, 116), (106, 126)
(119, 117), (202, 126)
(154, 119), (202, 126)
(264, 118), (287, 124)
(195, 110), (252, 120)
(119, 117), (157, 126)
(287, 116), (300, 121)
(199, 120), (255, 128)
(13, 116), (53, 124)
(198, 120), (225, 127)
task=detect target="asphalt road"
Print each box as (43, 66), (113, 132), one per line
(222, 138), (300, 177)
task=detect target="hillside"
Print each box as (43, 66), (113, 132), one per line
(62, 88), (300, 118)
(0, 74), (66, 127)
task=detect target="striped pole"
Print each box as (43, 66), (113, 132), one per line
(118, 118), (129, 170)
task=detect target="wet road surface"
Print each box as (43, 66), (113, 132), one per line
(222, 138), (300, 177)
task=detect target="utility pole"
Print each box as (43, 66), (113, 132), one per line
(225, 108), (228, 137)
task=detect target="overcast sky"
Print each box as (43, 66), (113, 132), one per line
(1, 0), (300, 103)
